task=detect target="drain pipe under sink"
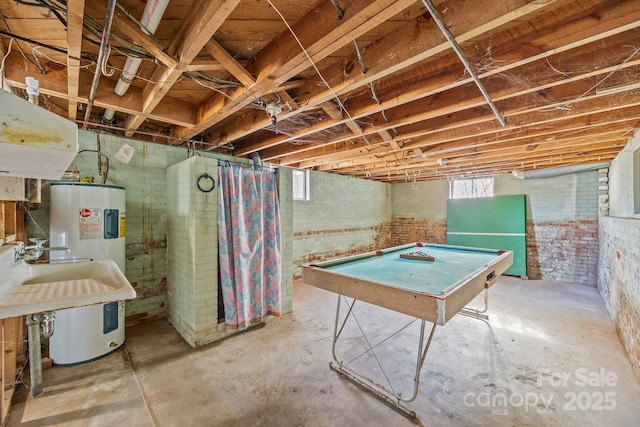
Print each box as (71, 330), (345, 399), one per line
(26, 312), (55, 397)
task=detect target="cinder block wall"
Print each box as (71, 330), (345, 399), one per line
(292, 170), (392, 277)
(166, 157), (219, 347)
(28, 130), (294, 330)
(601, 131), (640, 382)
(27, 130), (185, 324)
(166, 158), (294, 348)
(278, 168), (294, 314)
(166, 158), (195, 344)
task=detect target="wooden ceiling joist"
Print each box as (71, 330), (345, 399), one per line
(0, 0), (637, 180)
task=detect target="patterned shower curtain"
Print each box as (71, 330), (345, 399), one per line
(217, 162), (281, 331)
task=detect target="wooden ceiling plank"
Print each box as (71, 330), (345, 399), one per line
(339, 136), (627, 175)
(184, 59), (227, 72)
(361, 151), (621, 181)
(424, 128), (633, 162)
(204, 39), (255, 87)
(295, 102), (640, 169)
(321, 102), (392, 144)
(310, 110), (637, 171)
(2, 54), (195, 127)
(443, 141), (625, 166)
(334, 29), (640, 141)
(328, 134), (630, 176)
(172, 0), (417, 140)
(370, 146), (623, 177)
(378, 130), (395, 142)
(110, 6), (178, 69)
(320, 102), (365, 139)
(235, 0), (640, 157)
(3, 0), (638, 180)
(268, 48), (640, 162)
(124, 0), (243, 136)
(277, 90), (299, 112)
(327, 126), (632, 172)
(228, 0), (561, 155)
(271, 60), (640, 166)
(65, 0), (85, 121)
(356, 123), (638, 172)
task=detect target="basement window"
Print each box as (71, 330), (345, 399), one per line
(292, 169), (310, 201)
(450, 177), (494, 199)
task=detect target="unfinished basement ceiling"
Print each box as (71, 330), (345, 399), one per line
(0, 0), (639, 182)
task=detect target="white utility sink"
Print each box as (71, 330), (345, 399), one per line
(0, 244), (136, 320)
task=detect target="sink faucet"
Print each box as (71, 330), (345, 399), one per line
(15, 239), (69, 262)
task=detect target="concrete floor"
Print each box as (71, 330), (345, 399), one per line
(6, 277), (640, 427)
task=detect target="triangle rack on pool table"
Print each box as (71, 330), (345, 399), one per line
(399, 251), (435, 262)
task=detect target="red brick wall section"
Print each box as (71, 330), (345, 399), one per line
(390, 217), (447, 246)
(527, 220), (598, 285)
(294, 218), (599, 286)
(293, 222), (395, 279)
(598, 218), (640, 383)
(393, 218), (598, 285)
(390, 218), (598, 284)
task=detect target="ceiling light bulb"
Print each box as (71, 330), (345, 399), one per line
(265, 101), (282, 125)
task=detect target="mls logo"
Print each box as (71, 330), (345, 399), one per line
(492, 408), (508, 416)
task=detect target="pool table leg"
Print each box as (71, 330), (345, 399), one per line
(460, 287), (490, 320)
(329, 294), (438, 419)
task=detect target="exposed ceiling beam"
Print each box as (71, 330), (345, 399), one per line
(338, 133), (629, 176)
(65, 0), (85, 121)
(241, 0), (640, 159)
(124, 0), (243, 137)
(270, 47), (640, 167)
(2, 54), (195, 127)
(109, 4), (178, 69)
(294, 100), (640, 170)
(172, 0), (417, 141)
(226, 0), (561, 154)
(204, 39), (255, 88)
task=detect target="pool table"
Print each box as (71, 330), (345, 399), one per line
(301, 242), (513, 417)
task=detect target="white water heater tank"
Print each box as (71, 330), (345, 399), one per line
(49, 182), (128, 365)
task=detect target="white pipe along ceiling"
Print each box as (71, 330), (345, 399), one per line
(512, 162), (611, 180)
(102, 0), (170, 123)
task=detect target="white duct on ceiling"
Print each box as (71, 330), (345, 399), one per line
(512, 162), (610, 179)
(103, 0), (170, 122)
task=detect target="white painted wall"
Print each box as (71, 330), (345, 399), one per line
(166, 157), (219, 348)
(392, 172), (599, 221)
(294, 170), (392, 230)
(392, 179), (449, 219)
(292, 170), (392, 273)
(609, 131), (640, 218)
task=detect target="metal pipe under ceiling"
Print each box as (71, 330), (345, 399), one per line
(420, 0), (507, 126)
(512, 162), (611, 179)
(83, 0), (117, 128)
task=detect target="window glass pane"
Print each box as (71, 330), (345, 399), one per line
(450, 177), (494, 199)
(292, 169), (308, 200)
